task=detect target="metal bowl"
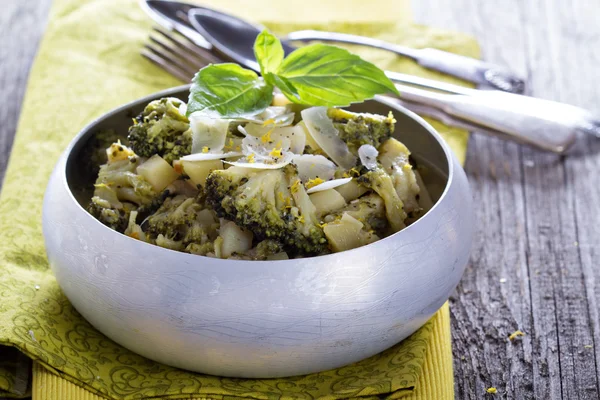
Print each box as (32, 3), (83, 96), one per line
(42, 85), (474, 378)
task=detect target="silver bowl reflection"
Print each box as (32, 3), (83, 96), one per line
(42, 85), (474, 378)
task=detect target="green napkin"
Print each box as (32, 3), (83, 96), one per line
(0, 0), (479, 398)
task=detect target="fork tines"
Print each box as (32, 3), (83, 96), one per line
(142, 27), (223, 83)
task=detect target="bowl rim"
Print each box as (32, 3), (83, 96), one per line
(56, 85), (456, 264)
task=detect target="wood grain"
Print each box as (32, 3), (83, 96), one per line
(0, 0), (53, 187)
(1, 0), (600, 398)
(413, 0), (600, 398)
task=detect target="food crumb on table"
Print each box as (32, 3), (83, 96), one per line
(508, 330), (525, 341)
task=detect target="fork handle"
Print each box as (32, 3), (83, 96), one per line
(395, 84), (577, 153)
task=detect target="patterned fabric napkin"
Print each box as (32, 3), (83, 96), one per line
(0, 0), (478, 398)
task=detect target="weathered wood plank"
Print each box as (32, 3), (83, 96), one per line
(413, 0), (600, 398)
(519, 2), (600, 399)
(0, 0), (53, 188)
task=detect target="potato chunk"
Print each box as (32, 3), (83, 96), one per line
(324, 213), (378, 252)
(137, 154), (179, 191)
(183, 159), (223, 187)
(335, 179), (369, 202)
(220, 220), (253, 258)
(309, 189), (346, 216)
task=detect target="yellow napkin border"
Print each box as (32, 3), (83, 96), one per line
(31, 304), (453, 400)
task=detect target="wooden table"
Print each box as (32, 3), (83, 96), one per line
(2, 0), (599, 398)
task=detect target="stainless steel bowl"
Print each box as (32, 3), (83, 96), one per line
(42, 85), (474, 378)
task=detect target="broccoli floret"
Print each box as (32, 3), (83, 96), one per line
(327, 108), (395, 155)
(124, 211), (147, 241)
(357, 167), (406, 232)
(242, 239), (285, 260)
(324, 193), (388, 235)
(94, 158), (157, 206)
(87, 200), (134, 232)
(378, 138), (421, 214)
(186, 241), (215, 256)
(143, 193), (214, 248)
(127, 97), (192, 164)
(87, 157), (162, 232)
(205, 165), (327, 256)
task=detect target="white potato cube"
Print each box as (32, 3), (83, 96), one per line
(220, 220), (253, 258)
(183, 159), (223, 187)
(309, 189), (346, 216)
(335, 179), (368, 202)
(137, 154), (179, 192)
(323, 213), (378, 252)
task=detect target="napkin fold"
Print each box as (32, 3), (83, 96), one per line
(0, 0), (478, 398)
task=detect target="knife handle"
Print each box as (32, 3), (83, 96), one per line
(395, 84), (576, 153)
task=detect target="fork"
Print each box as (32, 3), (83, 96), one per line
(141, 27), (599, 153)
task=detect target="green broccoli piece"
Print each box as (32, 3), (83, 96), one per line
(241, 240), (286, 260)
(143, 193), (216, 251)
(357, 167), (407, 232)
(324, 193), (389, 235)
(87, 200), (134, 232)
(187, 241), (215, 256)
(327, 108), (395, 155)
(87, 157), (162, 232)
(127, 97), (192, 164)
(205, 165), (328, 256)
(254, 240), (284, 258)
(95, 158), (157, 205)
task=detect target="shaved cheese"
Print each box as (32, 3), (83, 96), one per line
(223, 136), (243, 152)
(181, 152), (243, 161)
(236, 106), (295, 126)
(242, 134), (291, 160)
(358, 144), (379, 170)
(244, 124), (306, 154)
(190, 113), (230, 153)
(238, 126), (297, 170)
(306, 177), (352, 194)
(297, 120), (322, 152)
(301, 107), (357, 169)
(258, 106), (295, 126)
(225, 152), (294, 169)
(282, 125), (306, 154)
(291, 154), (337, 182)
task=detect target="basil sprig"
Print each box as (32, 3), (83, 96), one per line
(187, 30), (399, 118)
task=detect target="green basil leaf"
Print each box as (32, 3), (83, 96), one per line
(187, 63), (273, 118)
(254, 30), (284, 76)
(265, 72), (300, 102)
(276, 43), (399, 107)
